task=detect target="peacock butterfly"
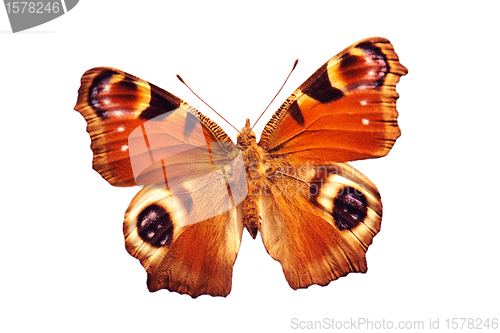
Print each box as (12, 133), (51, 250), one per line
(74, 37), (407, 298)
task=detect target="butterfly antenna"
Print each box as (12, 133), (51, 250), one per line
(176, 74), (240, 134)
(250, 58), (299, 132)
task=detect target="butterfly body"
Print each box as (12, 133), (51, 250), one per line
(74, 37), (407, 297)
(237, 119), (265, 238)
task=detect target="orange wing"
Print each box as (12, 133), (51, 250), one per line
(74, 67), (233, 187)
(123, 185), (243, 298)
(259, 37), (407, 163)
(259, 162), (382, 289)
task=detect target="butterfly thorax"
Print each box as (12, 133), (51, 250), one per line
(237, 118), (265, 239)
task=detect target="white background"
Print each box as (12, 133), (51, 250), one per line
(1, 1), (499, 332)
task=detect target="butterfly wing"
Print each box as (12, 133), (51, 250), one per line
(259, 37), (408, 163)
(123, 183), (244, 298)
(258, 37), (406, 289)
(74, 67), (234, 187)
(260, 162), (382, 289)
(75, 68), (245, 297)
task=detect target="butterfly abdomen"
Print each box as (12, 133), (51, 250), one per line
(242, 192), (261, 239)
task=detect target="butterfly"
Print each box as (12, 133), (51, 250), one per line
(74, 37), (407, 298)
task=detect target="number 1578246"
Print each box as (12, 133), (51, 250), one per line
(5, 1), (61, 14)
(445, 318), (498, 330)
